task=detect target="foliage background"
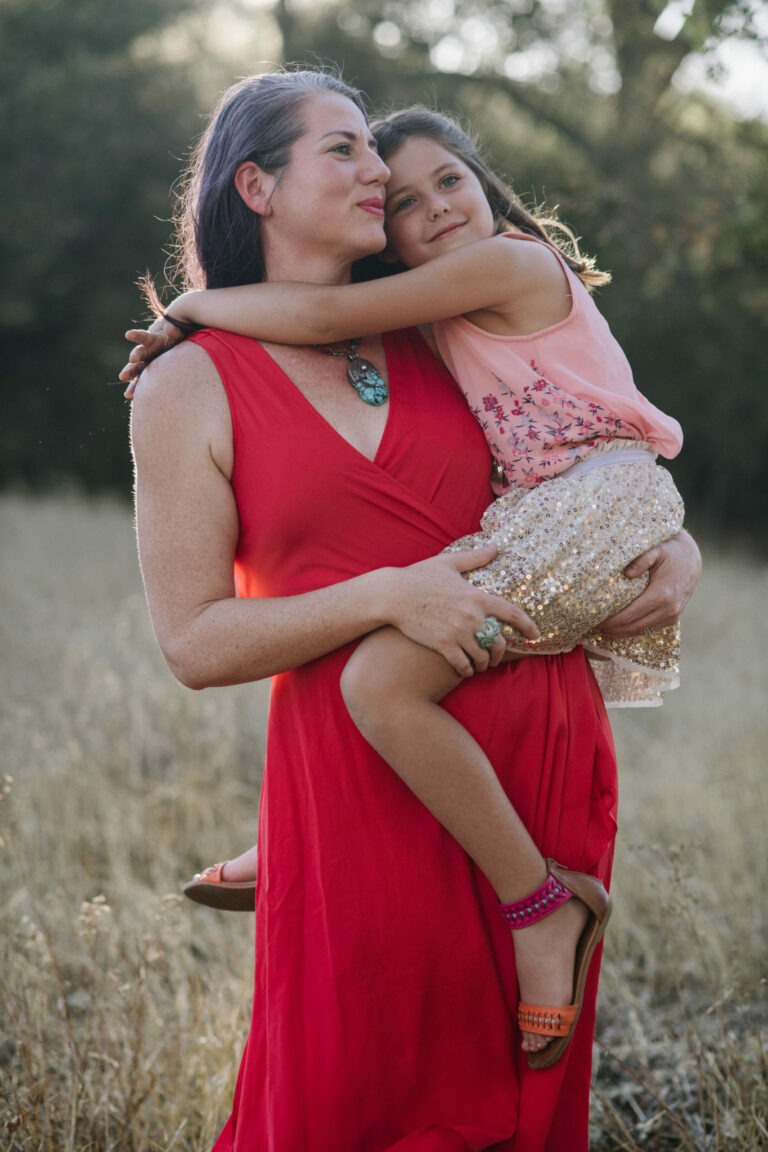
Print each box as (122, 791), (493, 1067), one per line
(1, 0), (767, 543)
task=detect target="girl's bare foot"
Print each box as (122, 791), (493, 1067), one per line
(219, 844), (259, 883)
(184, 847), (259, 911)
(510, 896), (590, 1053)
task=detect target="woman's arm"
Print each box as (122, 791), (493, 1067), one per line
(162, 236), (546, 346)
(131, 342), (539, 687)
(599, 530), (701, 636)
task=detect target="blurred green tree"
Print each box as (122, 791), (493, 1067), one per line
(1, 0), (766, 544)
(0, 0), (207, 491)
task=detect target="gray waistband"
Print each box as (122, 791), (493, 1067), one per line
(562, 448), (657, 480)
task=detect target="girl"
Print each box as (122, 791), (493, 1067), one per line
(125, 106), (684, 1068)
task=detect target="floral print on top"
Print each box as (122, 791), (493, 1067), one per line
(432, 232), (683, 493)
(470, 361), (627, 491)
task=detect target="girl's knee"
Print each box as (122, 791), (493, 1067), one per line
(340, 644), (384, 730)
(341, 630), (451, 741)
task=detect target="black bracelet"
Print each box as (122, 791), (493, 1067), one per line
(163, 312), (204, 336)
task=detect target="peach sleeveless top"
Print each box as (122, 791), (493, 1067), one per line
(432, 232), (683, 491)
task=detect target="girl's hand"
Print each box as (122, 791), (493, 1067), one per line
(383, 542), (540, 678)
(120, 317), (185, 398)
(600, 530), (701, 637)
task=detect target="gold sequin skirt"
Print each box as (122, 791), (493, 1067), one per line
(446, 442), (685, 707)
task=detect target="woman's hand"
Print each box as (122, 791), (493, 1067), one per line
(120, 317), (185, 398)
(382, 542), (540, 678)
(600, 529), (701, 637)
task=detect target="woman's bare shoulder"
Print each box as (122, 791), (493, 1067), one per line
(130, 340), (233, 473)
(131, 340), (223, 406)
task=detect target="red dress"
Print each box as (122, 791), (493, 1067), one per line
(189, 328), (618, 1152)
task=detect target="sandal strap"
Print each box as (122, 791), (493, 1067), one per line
(194, 862), (227, 882)
(498, 866), (572, 929)
(517, 1002), (578, 1038)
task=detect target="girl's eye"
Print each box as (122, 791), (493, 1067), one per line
(391, 196), (415, 214)
(441, 174), (460, 188)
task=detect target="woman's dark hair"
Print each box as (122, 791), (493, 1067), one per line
(370, 107), (610, 290)
(144, 69), (367, 311)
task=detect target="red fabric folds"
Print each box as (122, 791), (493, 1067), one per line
(189, 328), (618, 1152)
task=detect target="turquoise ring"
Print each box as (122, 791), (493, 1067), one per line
(475, 616), (502, 650)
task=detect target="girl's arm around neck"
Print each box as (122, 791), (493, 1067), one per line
(167, 235), (537, 344)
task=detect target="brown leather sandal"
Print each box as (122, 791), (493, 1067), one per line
(182, 862), (256, 912)
(499, 859), (612, 1070)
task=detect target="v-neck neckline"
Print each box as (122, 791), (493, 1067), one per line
(252, 334), (395, 469)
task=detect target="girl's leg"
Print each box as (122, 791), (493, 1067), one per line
(340, 627), (590, 1054)
(343, 628), (541, 903)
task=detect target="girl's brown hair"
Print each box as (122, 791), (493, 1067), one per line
(371, 106), (610, 291)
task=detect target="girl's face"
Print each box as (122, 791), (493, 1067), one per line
(265, 91), (391, 269)
(384, 136), (495, 268)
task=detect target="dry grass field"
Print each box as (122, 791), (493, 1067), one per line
(1, 494), (766, 1151)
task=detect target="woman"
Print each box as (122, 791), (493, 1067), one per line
(129, 70), (700, 1151)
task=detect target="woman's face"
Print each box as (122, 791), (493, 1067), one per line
(264, 92), (390, 272)
(383, 136), (495, 269)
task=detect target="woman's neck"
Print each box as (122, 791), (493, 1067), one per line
(262, 239), (354, 287)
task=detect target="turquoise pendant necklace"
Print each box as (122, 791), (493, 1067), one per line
(314, 337), (389, 407)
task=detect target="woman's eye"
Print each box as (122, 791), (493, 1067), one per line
(331, 142), (352, 156)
